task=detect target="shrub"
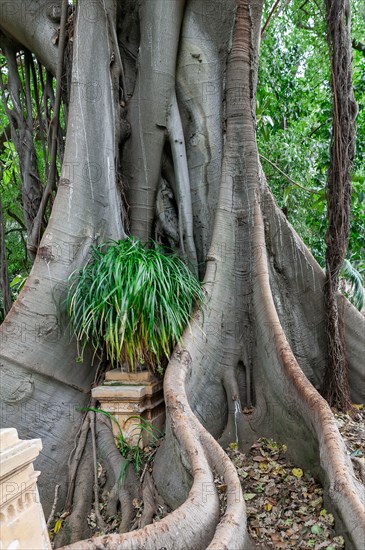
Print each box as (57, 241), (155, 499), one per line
(66, 238), (204, 373)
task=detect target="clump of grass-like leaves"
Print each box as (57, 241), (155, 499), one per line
(66, 238), (204, 373)
(340, 259), (364, 311)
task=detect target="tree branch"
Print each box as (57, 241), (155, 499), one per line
(261, 0), (292, 37)
(0, 0), (58, 74)
(261, 0), (281, 37)
(5, 209), (26, 231)
(259, 153), (320, 194)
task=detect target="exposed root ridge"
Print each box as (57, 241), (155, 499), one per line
(168, 348), (247, 550)
(253, 196), (365, 548)
(60, 323), (249, 549)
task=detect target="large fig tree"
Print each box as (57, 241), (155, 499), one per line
(0, 0), (364, 548)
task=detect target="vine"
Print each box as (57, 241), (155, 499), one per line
(322, 0), (358, 411)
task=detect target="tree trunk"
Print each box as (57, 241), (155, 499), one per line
(322, 0), (357, 412)
(0, 0), (124, 514)
(0, 0), (364, 548)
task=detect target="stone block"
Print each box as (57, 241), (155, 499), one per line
(0, 428), (51, 550)
(92, 371), (165, 447)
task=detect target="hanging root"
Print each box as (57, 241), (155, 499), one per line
(90, 411), (106, 531)
(322, 0), (357, 412)
(0, 36), (43, 257)
(138, 472), (158, 529)
(28, 0), (69, 256)
(63, 412), (91, 515)
(54, 434), (94, 547)
(167, 92), (198, 273)
(59, 320), (248, 549)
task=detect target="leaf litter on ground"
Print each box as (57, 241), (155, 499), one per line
(227, 438), (345, 550)
(82, 408), (364, 547)
(334, 406), (365, 483)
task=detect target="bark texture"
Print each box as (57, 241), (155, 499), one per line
(0, 0), (364, 548)
(322, 0), (357, 411)
(0, 0), (124, 514)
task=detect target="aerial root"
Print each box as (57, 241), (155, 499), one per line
(138, 472), (158, 529)
(59, 346), (249, 549)
(95, 415), (139, 534)
(90, 412), (106, 531)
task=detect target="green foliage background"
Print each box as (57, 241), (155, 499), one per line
(258, 0), (365, 273)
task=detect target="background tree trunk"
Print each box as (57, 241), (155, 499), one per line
(322, 0), (357, 412)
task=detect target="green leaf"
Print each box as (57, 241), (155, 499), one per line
(10, 275), (26, 289)
(311, 524), (323, 535)
(243, 493), (257, 501)
(340, 259), (364, 311)
(312, 189), (327, 204)
(352, 174), (365, 184)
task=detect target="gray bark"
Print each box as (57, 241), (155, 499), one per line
(0, 0), (59, 74)
(123, 0), (186, 244)
(0, 0), (364, 548)
(0, 0), (124, 514)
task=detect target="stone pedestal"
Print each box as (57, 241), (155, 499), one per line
(0, 428), (51, 550)
(92, 370), (165, 447)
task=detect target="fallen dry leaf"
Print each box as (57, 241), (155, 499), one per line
(226, 437), (346, 549)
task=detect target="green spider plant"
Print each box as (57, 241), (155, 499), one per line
(66, 238), (204, 373)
